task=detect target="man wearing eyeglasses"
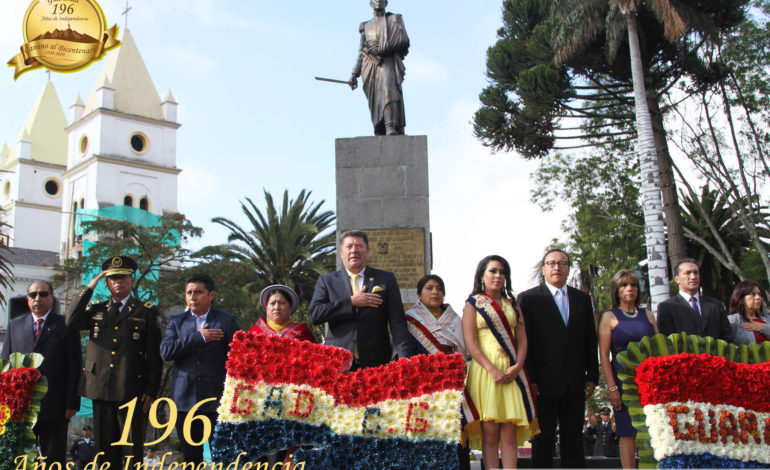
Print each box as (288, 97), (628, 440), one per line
(1, 280), (82, 465)
(67, 256), (163, 470)
(518, 249), (599, 468)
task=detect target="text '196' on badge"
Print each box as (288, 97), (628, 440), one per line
(7, 0), (121, 80)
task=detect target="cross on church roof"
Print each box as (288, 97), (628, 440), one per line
(121, 0), (132, 29)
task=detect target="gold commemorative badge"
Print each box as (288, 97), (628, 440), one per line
(7, 0), (120, 80)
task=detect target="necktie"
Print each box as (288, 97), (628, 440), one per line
(556, 289), (569, 325)
(33, 318), (44, 341)
(690, 296), (701, 316)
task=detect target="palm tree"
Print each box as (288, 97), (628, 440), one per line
(552, 0), (691, 311)
(212, 190), (336, 304)
(681, 186), (770, 302)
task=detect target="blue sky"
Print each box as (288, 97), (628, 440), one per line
(1, 0), (565, 309)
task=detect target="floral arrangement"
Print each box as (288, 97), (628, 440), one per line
(616, 332), (770, 468)
(211, 332), (467, 469)
(0, 353), (48, 470)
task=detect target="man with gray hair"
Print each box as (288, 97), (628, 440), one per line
(1, 280), (81, 465)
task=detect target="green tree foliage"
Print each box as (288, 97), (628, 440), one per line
(532, 150), (645, 310)
(154, 244), (262, 329)
(475, 0), (745, 157)
(667, 0), (770, 287)
(474, 0), (747, 270)
(53, 212), (202, 306)
(680, 186), (770, 303)
(213, 190), (336, 306)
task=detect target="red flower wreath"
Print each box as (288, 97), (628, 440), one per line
(0, 367), (41, 421)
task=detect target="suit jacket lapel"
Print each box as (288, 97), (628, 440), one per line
(674, 294), (703, 334)
(336, 269), (353, 295)
(204, 309), (220, 329)
(17, 314), (36, 351)
(566, 287), (579, 329)
(181, 311), (197, 336)
(540, 284), (568, 329)
(116, 297), (138, 324)
(363, 268), (377, 294)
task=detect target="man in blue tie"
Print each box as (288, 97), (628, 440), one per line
(657, 258), (733, 342)
(518, 249), (598, 468)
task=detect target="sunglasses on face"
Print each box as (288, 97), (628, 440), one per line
(27, 291), (50, 299)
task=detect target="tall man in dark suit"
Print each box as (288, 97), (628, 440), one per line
(67, 256), (163, 470)
(518, 249), (599, 468)
(658, 258), (733, 341)
(1, 280), (81, 465)
(160, 274), (241, 463)
(309, 230), (415, 369)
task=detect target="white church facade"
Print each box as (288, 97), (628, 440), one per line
(0, 30), (181, 328)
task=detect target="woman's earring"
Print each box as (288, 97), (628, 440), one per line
(481, 281), (485, 291)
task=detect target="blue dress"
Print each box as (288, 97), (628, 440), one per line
(610, 308), (655, 436)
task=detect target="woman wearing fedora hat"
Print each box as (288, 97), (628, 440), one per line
(249, 285), (316, 343)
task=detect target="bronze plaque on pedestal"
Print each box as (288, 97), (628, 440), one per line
(364, 228), (425, 289)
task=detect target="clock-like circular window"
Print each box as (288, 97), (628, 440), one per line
(43, 178), (61, 197)
(79, 135), (88, 155)
(129, 132), (150, 155)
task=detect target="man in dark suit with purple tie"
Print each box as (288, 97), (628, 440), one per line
(657, 258), (733, 342)
(309, 230), (415, 369)
(1, 280), (81, 465)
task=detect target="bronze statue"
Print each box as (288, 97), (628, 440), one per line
(349, 0), (409, 136)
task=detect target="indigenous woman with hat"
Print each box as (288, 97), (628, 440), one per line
(249, 284), (316, 342)
(249, 284), (315, 466)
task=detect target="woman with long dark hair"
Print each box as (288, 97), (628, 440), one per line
(463, 255), (537, 469)
(727, 280), (770, 345)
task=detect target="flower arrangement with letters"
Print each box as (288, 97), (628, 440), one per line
(616, 333), (770, 468)
(0, 353), (47, 470)
(210, 332), (467, 469)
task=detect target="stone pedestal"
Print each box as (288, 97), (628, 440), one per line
(335, 135), (430, 304)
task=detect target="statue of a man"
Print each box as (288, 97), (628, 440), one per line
(349, 0), (409, 136)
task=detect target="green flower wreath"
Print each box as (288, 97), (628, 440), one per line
(0, 352), (48, 470)
(616, 333), (770, 468)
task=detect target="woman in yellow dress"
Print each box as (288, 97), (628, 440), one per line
(463, 255), (537, 469)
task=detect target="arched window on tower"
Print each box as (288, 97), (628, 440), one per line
(124, 195), (134, 207)
(139, 197), (150, 211)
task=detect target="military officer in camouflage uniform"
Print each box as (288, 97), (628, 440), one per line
(67, 256), (163, 469)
